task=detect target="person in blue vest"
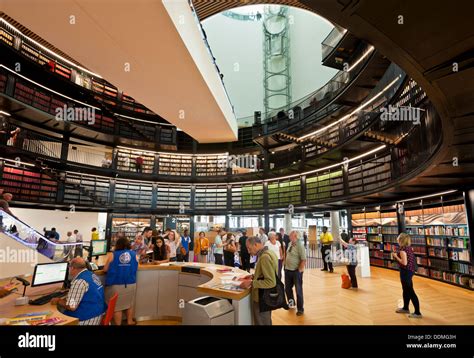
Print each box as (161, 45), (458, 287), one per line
(103, 237), (138, 325)
(51, 257), (106, 325)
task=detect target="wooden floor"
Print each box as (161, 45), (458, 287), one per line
(140, 267), (474, 325)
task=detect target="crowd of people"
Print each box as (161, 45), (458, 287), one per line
(0, 190), (422, 325)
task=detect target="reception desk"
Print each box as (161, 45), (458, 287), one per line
(96, 262), (252, 325)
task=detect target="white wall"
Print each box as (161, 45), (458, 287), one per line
(203, 6), (338, 119)
(12, 208), (103, 243)
(0, 232), (51, 279)
(288, 8), (338, 101)
(203, 14), (264, 119)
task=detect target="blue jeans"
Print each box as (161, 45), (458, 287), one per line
(284, 269), (304, 312)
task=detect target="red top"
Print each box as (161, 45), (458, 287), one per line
(136, 157), (144, 165)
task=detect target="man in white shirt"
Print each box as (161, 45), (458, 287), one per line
(74, 229), (83, 258)
(258, 227), (268, 245)
(264, 231), (283, 278)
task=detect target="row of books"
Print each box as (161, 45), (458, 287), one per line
(384, 236), (399, 243)
(448, 237), (468, 249)
(381, 226), (399, 234)
(384, 243), (398, 252)
(451, 262), (472, 275)
(369, 242), (383, 250)
(428, 247), (447, 258)
(430, 270), (474, 288)
(411, 237), (426, 245)
(367, 236), (382, 242)
(428, 258), (449, 271)
(449, 250), (471, 262)
(412, 246), (427, 255)
(370, 251), (384, 259)
(416, 257), (429, 266)
(406, 225), (468, 236)
(426, 237), (446, 247)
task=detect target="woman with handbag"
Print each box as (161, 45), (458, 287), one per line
(194, 231), (209, 263)
(340, 236), (358, 289)
(223, 233), (237, 267)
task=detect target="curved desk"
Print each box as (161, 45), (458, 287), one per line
(0, 281), (78, 326)
(96, 262), (252, 325)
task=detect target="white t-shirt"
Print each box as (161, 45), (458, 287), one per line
(265, 240), (281, 260)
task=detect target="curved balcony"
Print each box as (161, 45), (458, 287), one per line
(0, 98), (442, 214)
(1, 17), (385, 152)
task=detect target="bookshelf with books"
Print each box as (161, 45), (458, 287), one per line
(158, 154), (193, 176)
(404, 202), (473, 289)
(352, 199), (473, 290)
(111, 216), (152, 242)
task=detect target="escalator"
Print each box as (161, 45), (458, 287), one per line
(0, 211), (80, 268)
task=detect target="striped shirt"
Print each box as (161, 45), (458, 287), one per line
(66, 269), (103, 325)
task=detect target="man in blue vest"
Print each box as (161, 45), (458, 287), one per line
(51, 257), (106, 325)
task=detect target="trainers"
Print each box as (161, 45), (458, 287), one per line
(296, 311), (304, 316)
(395, 308), (410, 314)
(408, 313), (423, 319)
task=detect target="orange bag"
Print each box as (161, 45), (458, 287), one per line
(341, 273), (351, 289)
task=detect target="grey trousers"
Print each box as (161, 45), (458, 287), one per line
(253, 301), (272, 326)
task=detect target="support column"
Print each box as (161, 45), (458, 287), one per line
(463, 190), (474, 265)
(347, 209), (353, 237)
(284, 213), (292, 233)
(330, 211), (341, 247)
(105, 212), (113, 251)
(60, 134), (69, 162)
(264, 212), (270, 233)
(396, 203), (406, 234)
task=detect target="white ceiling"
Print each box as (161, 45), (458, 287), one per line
(2, 0), (238, 143)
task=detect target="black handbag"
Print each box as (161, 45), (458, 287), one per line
(258, 264), (288, 312)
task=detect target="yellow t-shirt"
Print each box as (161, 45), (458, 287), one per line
(91, 231), (99, 241)
(320, 232), (333, 245)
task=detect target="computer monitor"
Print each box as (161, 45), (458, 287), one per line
(92, 240), (107, 256)
(31, 262), (69, 287)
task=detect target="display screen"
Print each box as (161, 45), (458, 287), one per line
(32, 262), (69, 287)
(92, 240), (107, 255)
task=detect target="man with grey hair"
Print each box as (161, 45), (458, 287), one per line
(239, 236), (278, 325)
(284, 230), (306, 316)
(265, 231), (284, 279)
(51, 257), (106, 325)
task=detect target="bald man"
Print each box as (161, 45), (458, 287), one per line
(51, 257), (106, 325)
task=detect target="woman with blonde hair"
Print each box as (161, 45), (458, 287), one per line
(392, 233), (422, 318)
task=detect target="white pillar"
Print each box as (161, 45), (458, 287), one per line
(330, 211), (341, 242)
(284, 213), (292, 233)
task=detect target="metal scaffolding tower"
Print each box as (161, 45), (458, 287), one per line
(263, 5), (292, 119)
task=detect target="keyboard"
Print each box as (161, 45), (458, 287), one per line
(29, 290), (68, 305)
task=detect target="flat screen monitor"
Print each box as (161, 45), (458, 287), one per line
(92, 240), (107, 256)
(31, 262), (69, 287)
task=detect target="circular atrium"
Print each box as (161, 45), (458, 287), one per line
(0, 0), (473, 345)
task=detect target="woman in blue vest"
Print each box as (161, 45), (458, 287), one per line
(104, 237), (138, 325)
